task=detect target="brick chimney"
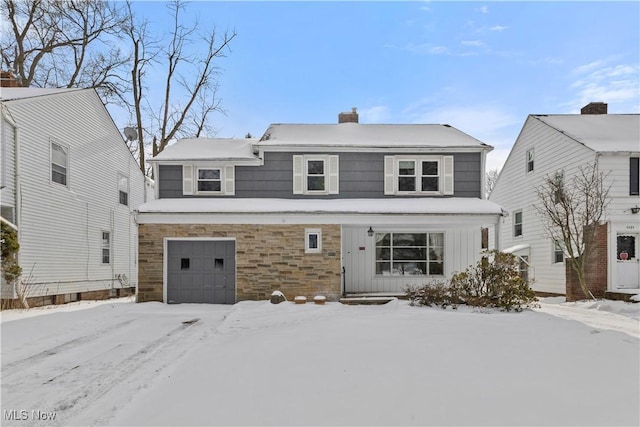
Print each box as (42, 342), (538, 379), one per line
(0, 71), (20, 87)
(338, 107), (358, 123)
(580, 102), (607, 115)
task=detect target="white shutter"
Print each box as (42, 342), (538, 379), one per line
(293, 155), (304, 194)
(328, 155), (339, 194)
(443, 156), (454, 195)
(384, 156), (396, 195)
(182, 165), (193, 195)
(224, 165), (235, 195)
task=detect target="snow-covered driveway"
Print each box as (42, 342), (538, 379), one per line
(1, 298), (638, 426)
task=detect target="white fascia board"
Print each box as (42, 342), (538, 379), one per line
(137, 212), (501, 226)
(150, 158), (263, 166)
(256, 145), (492, 155)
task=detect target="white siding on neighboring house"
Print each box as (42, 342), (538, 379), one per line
(489, 116), (596, 294)
(1, 89), (146, 299)
(1, 111), (16, 217)
(600, 153), (640, 223)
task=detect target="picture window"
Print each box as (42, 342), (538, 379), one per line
(375, 232), (444, 276)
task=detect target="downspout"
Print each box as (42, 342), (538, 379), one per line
(481, 149), (487, 199)
(14, 126), (21, 300)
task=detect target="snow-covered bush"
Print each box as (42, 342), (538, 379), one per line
(407, 251), (538, 312)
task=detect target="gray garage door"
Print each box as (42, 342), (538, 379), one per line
(167, 240), (236, 304)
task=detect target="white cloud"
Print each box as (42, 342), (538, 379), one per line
(489, 25), (509, 32)
(479, 5), (489, 14)
(461, 40), (485, 48)
(359, 106), (392, 123)
(566, 61), (640, 112)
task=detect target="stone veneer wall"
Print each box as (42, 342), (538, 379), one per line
(138, 224), (342, 303)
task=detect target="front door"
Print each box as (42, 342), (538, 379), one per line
(616, 233), (640, 289)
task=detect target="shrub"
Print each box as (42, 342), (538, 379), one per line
(406, 280), (460, 309)
(407, 251), (538, 312)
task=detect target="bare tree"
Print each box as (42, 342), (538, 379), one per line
(485, 168), (499, 198)
(534, 163), (610, 299)
(1, 0), (130, 102)
(124, 0), (235, 175)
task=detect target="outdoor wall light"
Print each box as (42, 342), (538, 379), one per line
(631, 206), (640, 214)
(367, 227), (374, 237)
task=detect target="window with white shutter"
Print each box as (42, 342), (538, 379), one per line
(385, 155), (454, 196)
(292, 154), (339, 195)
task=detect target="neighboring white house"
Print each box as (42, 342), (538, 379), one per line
(1, 87), (150, 306)
(489, 103), (640, 298)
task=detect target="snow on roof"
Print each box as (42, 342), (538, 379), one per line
(503, 244), (530, 253)
(0, 87), (84, 101)
(258, 123), (492, 149)
(534, 114), (640, 153)
(150, 138), (259, 162)
(138, 197), (503, 215)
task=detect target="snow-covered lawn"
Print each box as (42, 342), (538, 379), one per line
(1, 297), (638, 426)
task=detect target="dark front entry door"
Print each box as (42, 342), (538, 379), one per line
(167, 240), (236, 304)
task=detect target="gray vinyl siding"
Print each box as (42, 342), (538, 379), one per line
(158, 151), (482, 199)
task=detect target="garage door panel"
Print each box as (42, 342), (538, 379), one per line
(167, 240), (236, 304)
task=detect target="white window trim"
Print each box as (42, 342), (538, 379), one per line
(118, 173), (129, 206)
(553, 240), (564, 264)
(183, 164), (235, 196)
(305, 228), (322, 254)
(526, 148), (534, 173)
(293, 155), (339, 195)
(385, 155), (453, 196)
(514, 210), (523, 238)
(101, 230), (111, 265)
(374, 231), (445, 277)
(196, 167), (223, 194)
(50, 139), (69, 188)
(305, 157), (327, 194)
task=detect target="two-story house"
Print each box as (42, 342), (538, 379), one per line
(1, 86), (150, 307)
(136, 109), (504, 304)
(489, 103), (640, 300)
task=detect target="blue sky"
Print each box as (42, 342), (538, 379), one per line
(130, 1), (640, 170)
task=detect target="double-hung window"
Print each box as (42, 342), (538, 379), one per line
(384, 155), (453, 195)
(118, 174), (129, 206)
(197, 168), (222, 193)
(293, 155), (339, 195)
(553, 240), (564, 264)
(182, 165), (235, 196)
(306, 159), (326, 192)
(526, 149), (534, 173)
(375, 232), (444, 276)
(102, 231), (111, 264)
(51, 141), (68, 186)
(514, 211), (523, 237)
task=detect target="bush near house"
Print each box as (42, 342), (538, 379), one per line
(407, 251), (538, 312)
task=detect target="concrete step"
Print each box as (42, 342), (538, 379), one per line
(339, 296), (398, 305)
